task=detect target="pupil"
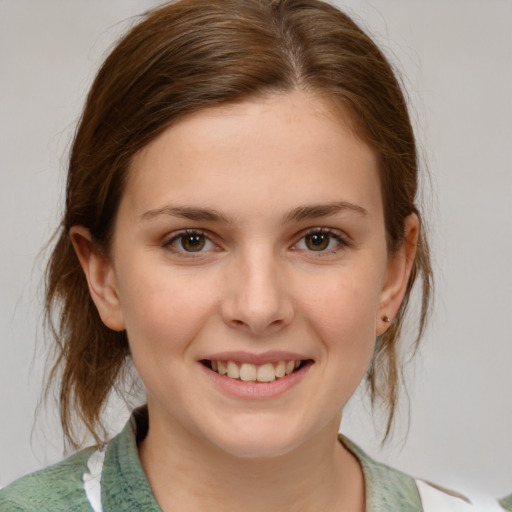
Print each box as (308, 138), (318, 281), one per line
(182, 234), (205, 252)
(307, 233), (329, 251)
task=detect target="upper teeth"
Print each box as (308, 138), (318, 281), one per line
(211, 360), (302, 382)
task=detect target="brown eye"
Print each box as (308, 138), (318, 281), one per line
(180, 233), (206, 252)
(166, 230), (216, 256)
(304, 232), (330, 251)
(294, 229), (348, 254)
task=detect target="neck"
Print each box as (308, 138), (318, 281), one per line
(138, 413), (365, 512)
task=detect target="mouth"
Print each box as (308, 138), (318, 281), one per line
(200, 359), (312, 383)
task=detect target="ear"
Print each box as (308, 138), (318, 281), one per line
(69, 226), (126, 331)
(376, 213), (420, 336)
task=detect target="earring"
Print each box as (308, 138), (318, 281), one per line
(381, 315), (392, 323)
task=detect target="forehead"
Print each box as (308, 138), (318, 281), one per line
(123, 91), (381, 220)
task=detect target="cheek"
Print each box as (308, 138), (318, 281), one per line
(304, 270), (380, 327)
(116, 265), (220, 353)
(299, 270), (380, 359)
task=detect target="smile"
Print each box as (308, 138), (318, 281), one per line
(202, 360), (308, 382)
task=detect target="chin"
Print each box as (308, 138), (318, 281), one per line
(207, 418), (307, 459)
(218, 438), (298, 459)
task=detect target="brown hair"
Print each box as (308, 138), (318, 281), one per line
(45, 0), (433, 448)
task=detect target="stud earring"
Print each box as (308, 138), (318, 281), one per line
(381, 315), (392, 323)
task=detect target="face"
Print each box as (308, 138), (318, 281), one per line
(78, 91), (413, 458)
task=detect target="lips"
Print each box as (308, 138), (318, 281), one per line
(199, 353), (313, 399)
(203, 359), (305, 382)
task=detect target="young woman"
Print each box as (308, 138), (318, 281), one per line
(0, 1), (509, 510)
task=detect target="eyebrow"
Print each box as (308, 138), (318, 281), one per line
(140, 201), (368, 224)
(141, 205), (231, 223)
(283, 201), (368, 223)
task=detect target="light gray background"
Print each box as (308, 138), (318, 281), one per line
(1, 0), (511, 498)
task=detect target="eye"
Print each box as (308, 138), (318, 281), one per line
(293, 228), (348, 253)
(166, 230), (215, 253)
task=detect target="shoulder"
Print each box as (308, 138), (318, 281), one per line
(499, 494), (512, 511)
(340, 435), (424, 511)
(339, 435), (506, 511)
(0, 408), (159, 512)
(0, 447), (96, 512)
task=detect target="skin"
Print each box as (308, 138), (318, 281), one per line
(71, 91), (418, 512)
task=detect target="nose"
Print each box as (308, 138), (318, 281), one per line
(221, 249), (294, 336)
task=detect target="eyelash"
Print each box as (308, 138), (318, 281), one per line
(293, 227), (350, 256)
(162, 227), (350, 257)
(163, 229), (216, 257)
